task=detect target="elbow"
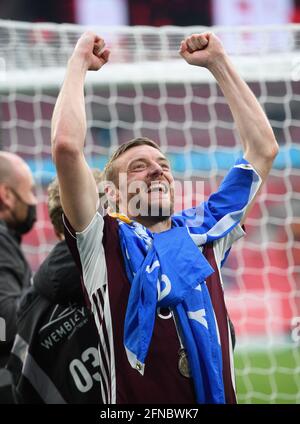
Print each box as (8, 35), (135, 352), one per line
(265, 135), (279, 162)
(52, 135), (80, 166)
(258, 128), (279, 162)
(244, 133), (279, 173)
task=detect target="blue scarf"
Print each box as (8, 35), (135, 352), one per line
(118, 158), (261, 403)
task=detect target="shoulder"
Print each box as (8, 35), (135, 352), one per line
(102, 214), (120, 239)
(17, 286), (41, 321)
(212, 224), (245, 268)
(0, 227), (24, 266)
(0, 222), (13, 246)
(34, 240), (73, 284)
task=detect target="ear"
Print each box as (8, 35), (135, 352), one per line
(0, 184), (13, 209)
(104, 181), (120, 212)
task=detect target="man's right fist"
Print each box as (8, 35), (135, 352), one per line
(72, 31), (110, 71)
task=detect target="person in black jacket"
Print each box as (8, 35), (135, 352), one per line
(7, 171), (103, 404)
(0, 152), (37, 368)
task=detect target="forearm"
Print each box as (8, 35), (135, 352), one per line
(51, 56), (88, 155)
(180, 32), (279, 224)
(209, 55), (278, 177)
(50, 32), (109, 232)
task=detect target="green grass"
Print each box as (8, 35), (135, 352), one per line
(234, 346), (300, 404)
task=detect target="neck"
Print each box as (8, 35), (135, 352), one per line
(134, 216), (172, 233)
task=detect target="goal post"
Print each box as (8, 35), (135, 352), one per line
(0, 19), (299, 403)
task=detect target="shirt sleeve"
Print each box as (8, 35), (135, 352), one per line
(213, 224), (245, 268)
(0, 237), (27, 343)
(63, 212), (107, 302)
(204, 158), (261, 226)
(176, 158), (261, 245)
(75, 213), (107, 298)
(63, 213), (115, 404)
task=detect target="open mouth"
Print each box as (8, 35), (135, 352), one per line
(147, 182), (168, 194)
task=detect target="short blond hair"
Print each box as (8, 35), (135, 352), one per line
(103, 137), (161, 184)
(48, 169), (103, 235)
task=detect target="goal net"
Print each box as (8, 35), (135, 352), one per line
(0, 20), (299, 404)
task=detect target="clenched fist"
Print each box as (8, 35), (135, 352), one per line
(71, 31), (110, 71)
(179, 32), (226, 69)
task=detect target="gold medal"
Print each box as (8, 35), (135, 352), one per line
(178, 348), (191, 378)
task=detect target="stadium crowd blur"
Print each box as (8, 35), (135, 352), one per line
(1, 0), (300, 26)
(0, 0), (211, 26)
(0, 0), (299, 403)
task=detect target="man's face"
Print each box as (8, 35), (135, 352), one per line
(114, 145), (175, 220)
(15, 163), (37, 206)
(6, 163), (37, 233)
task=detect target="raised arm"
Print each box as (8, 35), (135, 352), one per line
(179, 33), (279, 222)
(51, 32), (110, 232)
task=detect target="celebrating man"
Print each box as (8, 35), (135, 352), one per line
(51, 31), (278, 403)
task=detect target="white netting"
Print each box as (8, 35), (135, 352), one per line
(0, 20), (299, 403)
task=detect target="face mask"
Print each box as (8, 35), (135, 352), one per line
(14, 204), (37, 235)
(8, 187), (37, 235)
